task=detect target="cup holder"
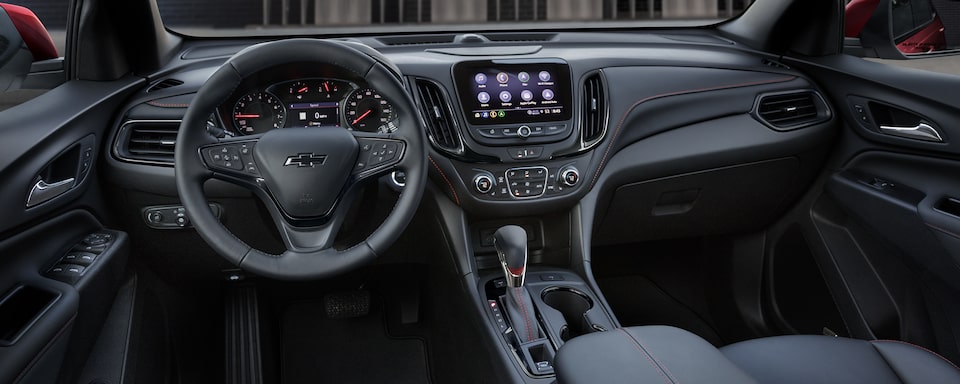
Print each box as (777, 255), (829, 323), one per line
(541, 287), (595, 341)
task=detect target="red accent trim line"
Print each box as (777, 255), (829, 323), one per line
(514, 287), (535, 343)
(617, 328), (674, 384)
(428, 155), (460, 206)
(588, 76), (798, 190)
(872, 340), (960, 372)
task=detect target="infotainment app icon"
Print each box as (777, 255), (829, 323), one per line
(477, 92), (491, 103)
(538, 71), (551, 82)
(497, 72), (510, 84)
(518, 72), (531, 83)
(475, 73), (487, 85)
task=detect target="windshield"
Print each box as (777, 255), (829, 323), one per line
(156, 0), (752, 36)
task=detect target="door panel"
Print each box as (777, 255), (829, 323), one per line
(0, 77), (141, 382)
(776, 54), (960, 363)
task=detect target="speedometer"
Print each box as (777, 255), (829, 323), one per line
(344, 88), (395, 132)
(233, 92), (285, 134)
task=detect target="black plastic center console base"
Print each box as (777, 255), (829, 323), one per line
(480, 268), (617, 378)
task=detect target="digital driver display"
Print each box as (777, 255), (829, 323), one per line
(453, 60), (572, 126)
(287, 102), (340, 127)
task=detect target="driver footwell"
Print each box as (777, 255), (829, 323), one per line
(280, 297), (430, 384)
(256, 266), (434, 384)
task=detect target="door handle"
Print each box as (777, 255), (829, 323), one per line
(879, 122), (943, 142)
(26, 177), (75, 208)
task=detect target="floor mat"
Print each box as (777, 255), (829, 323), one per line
(281, 297), (430, 384)
(598, 275), (724, 346)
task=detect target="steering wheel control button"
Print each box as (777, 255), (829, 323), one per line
(505, 166), (548, 198)
(204, 142), (258, 173)
(560, 167), (580, 187)
(508, 147), (543, 160)
(354, 139), (404, 175)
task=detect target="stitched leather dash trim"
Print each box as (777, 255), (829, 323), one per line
(428, 155), (460, 206)
(617, 328), (678, 384)
(588, 76), (797, 189)
(872, 340), (960, 372)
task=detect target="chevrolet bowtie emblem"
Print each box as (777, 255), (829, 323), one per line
(284, 153), (327, 167)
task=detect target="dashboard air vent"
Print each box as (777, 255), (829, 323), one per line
(147, 78), (183, 92)
(377, 35), (456, 46)
(484, 33), (556, 42)
(414, 79), (461, 153)
(756, 92), (828, 130)
(761, 58), (791, 70)
(116, 121), (180, 164)
(581, 73), (606, 146)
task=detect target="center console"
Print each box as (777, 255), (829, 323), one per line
(477, 225), (616, 379)
(432, 59), (615, 381)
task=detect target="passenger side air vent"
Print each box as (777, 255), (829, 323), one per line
(147, 78), (183, 92)
(115, 121), (180, 165)
(581, 73), (607, 147)
(755, 91), (830, 131)
(414, 79), (462, 153)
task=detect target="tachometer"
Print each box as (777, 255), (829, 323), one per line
(344, 88), (395, 132)
(233, 92), (285, 134)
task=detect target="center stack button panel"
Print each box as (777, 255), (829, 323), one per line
(462, 157), (587, 201)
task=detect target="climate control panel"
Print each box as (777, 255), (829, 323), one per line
(468, 164), (581, 201)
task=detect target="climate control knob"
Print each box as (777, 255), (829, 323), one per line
(474, 173), (495, 194)
(559, 167), (580, 187)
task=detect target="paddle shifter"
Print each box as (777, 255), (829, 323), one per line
(495, 225), (541, 344)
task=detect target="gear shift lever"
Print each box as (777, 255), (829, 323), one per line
(495, 225), (528, 288)
(495, 225), (540, 343)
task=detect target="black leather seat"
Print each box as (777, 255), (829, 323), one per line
(555, 326), (960, 384)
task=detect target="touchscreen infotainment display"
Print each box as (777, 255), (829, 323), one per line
(453, 60), (572, 126)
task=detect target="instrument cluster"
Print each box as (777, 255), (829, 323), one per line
(220, 78), (397, 135)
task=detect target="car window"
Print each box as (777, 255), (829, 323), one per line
(846, 0), (960, 75)
(156, 0), (751, 33)
(0, 1), (66, 111)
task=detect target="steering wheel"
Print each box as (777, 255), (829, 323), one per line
(174, 39), (427, 280)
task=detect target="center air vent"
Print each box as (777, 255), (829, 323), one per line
(115, 121), (180, 165)
(755, 91), (829, 131)
(581, 73), (607, 147)
(377, 35), (456, 46)
(147, 78), (183, 92)
(414, 79), (462, 154)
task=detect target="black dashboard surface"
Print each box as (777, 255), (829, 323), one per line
(105, 30), (836, 227)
